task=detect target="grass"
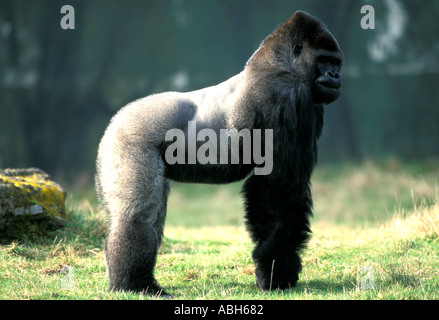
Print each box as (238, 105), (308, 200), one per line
(0, 160), (438, 299)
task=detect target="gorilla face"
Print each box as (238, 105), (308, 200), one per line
(287, 12), (344, 106)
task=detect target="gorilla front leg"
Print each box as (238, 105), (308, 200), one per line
(242, 174), (313, 290)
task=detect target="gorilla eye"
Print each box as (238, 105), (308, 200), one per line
(293, 43), (303, 57)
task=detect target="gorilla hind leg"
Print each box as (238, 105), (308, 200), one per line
(101, 150), (171, 296)
(105, 180), (170, 296)
(105, 215), (166, 295)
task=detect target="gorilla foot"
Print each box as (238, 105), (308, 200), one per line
(110, 282), (172, 298)
(256, 272), (299, 291)
(144, 284), (173, 299)
(254, 257), (302, 291)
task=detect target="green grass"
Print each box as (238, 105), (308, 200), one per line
(1, 160), (438, 299)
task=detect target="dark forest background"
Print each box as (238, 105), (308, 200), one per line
(1, 0), (438, 184)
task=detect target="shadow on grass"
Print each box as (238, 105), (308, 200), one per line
(161, 276), (360, 299)
(296, 279), (357, 295)
(160, 237), (231, 254)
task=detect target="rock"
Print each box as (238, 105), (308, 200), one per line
(0, 168), (67, 240)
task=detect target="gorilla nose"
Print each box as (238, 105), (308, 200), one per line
(322, 71), (341, 89)
(328, 70), (340, 80)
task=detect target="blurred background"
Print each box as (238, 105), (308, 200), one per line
(0, 0), (438, 185)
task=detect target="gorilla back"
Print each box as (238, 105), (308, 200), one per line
(96, 11), (343, 296)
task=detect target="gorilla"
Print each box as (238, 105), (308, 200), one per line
(96, 11), (343, 296)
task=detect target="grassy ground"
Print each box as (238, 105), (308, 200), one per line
(0, 160), (438, 299)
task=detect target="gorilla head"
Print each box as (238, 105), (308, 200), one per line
(247, 11), (343, 106)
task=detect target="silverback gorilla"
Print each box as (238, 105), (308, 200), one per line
(96, 11), (343, 296)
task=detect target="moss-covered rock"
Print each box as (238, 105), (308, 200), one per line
(0, 168), (67, 241)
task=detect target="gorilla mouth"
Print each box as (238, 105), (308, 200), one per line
(316, 77), (341, 90)
(317, 83), (340, 97)
(313, 76), (341, 105)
